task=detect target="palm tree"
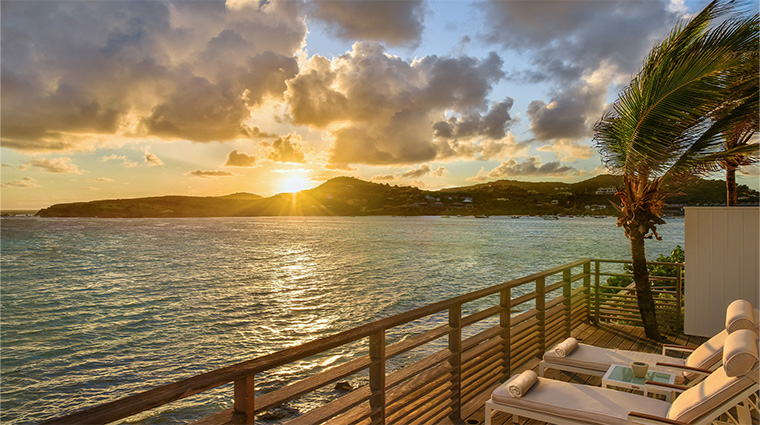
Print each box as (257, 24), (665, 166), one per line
(593, 0), (758, 340)
(716, 50), (759, 206)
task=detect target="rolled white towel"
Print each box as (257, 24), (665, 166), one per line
(554, 337), (578, 357)
(507, 370), (538, 398)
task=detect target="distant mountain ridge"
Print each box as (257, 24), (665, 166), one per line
(36, 175), (758, 218)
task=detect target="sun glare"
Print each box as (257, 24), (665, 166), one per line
(280, 176), (311, 193)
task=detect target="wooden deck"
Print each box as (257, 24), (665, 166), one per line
(460, 321), (708, 425)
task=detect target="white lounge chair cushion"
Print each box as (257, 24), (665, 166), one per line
(667, 366), (755, 423)
(725, 299), (755, 333)
(543, 343), (687, 381)
(492, 376), (670, 425)
(722, 329), (759, 377)
(683, 329), (727, 381)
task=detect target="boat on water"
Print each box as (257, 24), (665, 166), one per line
(510, 215), (521, 219)
(543, 215), (559, 220)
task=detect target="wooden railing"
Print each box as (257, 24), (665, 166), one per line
(43, 258), (683, 425)
(592, 260), (684, 334)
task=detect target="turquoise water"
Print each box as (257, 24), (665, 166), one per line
(0, 216), (684, 424)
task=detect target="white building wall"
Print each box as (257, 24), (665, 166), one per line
(684, 207), (759, 337)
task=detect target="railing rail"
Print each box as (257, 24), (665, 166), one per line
(42, 258), (683, 425)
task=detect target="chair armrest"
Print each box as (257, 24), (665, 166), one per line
(644, 381), (689, 393)
(661, 344), (696, 356)
(655, 362), (712, 375)
(628, 412), (689, 425)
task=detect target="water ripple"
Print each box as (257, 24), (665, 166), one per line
(1, 216), (684, 424)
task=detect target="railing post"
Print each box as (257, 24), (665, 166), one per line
(500, 288), (511, 379)
(448, 304), (462, 422)
(369, 330), (386, 425)
(594, 260), (601, 323)
(234, 374), (256, 424)
(676, 264), (683, 335)
(583, 261), (592, 324)
(536, 277), (546, 355)
(563, 268), (572, 338)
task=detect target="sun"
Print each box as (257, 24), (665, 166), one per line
(280, 176), (311, 193)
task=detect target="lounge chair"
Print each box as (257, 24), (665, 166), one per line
(485, 329), (759, 425)
(538, 300), (758, 385)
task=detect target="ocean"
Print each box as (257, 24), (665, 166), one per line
(0, 216), (684, 424)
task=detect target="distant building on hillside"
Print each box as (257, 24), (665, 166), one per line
(595, 186), (616, 195)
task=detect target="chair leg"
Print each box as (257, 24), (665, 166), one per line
(485, 404), (492, 425)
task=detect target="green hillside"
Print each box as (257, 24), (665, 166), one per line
(35, 175), (758, 218)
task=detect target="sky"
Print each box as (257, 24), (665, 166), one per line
(1, 0), (758, 209)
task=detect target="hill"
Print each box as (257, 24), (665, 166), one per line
(35, 175), (758, 218)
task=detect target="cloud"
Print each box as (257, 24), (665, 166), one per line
(487, 157), (577, 178)
(263, 134), (308, 163)
(94, 177), (113, 182)
(309, 1), (426, 47)
(23, 157), (83, 174)
(536, 140), (594, 161)
(371, 174), (396, 182)
(433, 99), (514, 140)
(480, 1), (682, 144)
(526, 63), (619, 143)
(1, 0), (307, 151)
(466, 166), (489, 182)
(145, 152), (163, 166)
(102, 154), (138, 168)
(480, 1), (680, 84)
(1, 177), (38, 188)
(739, 164), (760, 177)
(224, 149), (258, 167)
(286, 42), (507, 167)
(432, 166), (447, 177)
(186, 170), (236, 178)
(401, 164), (432, 178)
(246, 126), (277, 139)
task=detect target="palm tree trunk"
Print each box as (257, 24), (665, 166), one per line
(630, 228), (661, 340)
(726, 165), (738, 206)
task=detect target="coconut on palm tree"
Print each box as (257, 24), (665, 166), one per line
(593, 0), (759, 340)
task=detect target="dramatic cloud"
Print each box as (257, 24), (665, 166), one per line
(480, 1), (682, 146)
(309, 1), (426, 47)
(433, 99), (514, 140)
(286, 42), (508, 167)
(102, 154), (138, 168)
(371, 174), (396, 182)
(263, 134), (308, 163)
(1, 177), (37, 188)
(432, 166), (447, 177)
(401, 164), (432, 178)
(23, 157), (83, 174)
(186, 170), (235, 178)
(224, 149), (258, 167)
(1, 0), (306, 151)
(145, 152), (163, 166)
(537, 140), (594, 161)
(480, 1), (679, 84)
(466, 166), (489, 182)
(487, 157), (577, 178)
(526, 64), (618, 143)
